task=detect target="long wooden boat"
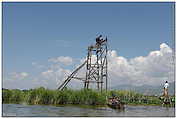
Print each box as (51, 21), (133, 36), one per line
(107, 97), (124, 109)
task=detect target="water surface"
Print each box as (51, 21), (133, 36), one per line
(2, 104), (175, 117)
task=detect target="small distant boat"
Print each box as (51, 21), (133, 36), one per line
(107, 97), (125, 109)
(159, 96), (172, 106)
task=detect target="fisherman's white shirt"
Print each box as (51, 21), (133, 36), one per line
(164, 83), (169, 89)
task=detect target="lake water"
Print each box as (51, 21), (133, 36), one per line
(2, 104), (175, 117)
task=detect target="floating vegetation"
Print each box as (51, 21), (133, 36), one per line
(2, 87), (175, 106)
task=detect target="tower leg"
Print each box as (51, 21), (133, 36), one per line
(84, 81), (87, 89)
(86, 82), (89, 89)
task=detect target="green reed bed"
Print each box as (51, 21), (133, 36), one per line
(2, 87), (175, 106)
(2, 87), (107, 105)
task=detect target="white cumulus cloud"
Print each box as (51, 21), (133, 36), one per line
(48, 56), (73, 66)
(48, 43), (174, 89)
(9, 72), (29, 80)
(107, 43), (174, 87)
(3, 43), (174, 90)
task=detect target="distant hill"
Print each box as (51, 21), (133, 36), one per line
(111, 82), (175, 96)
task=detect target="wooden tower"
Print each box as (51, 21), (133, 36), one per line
(58, 35), (108, 91)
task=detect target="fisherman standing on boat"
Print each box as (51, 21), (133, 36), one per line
(163, 81), (169, 97)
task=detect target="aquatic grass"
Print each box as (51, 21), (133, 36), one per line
(2, 87), (175, 106)
(2, 89), (25, 104)
(2, 89), (12, 103)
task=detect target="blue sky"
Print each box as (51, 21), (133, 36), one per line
(2, 2), (175, 89)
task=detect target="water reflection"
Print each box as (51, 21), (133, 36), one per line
(2, 104), (175, 117)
